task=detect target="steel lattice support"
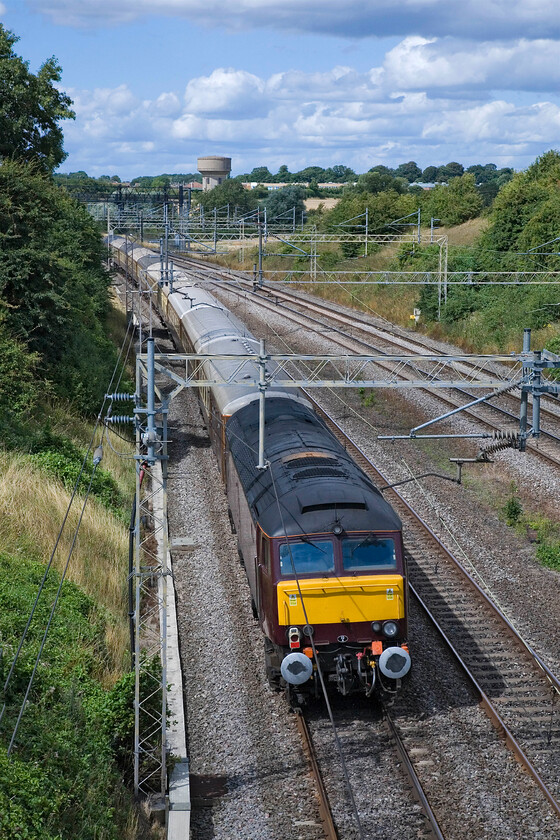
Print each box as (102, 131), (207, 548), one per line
(133, 338), (170, 801)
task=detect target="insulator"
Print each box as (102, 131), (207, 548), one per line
(105, 415), (135, 424)
(478, 430), (520, 457)
(105, 392), (135, 402)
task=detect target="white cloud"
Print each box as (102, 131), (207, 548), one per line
(183, 69), (266, 118)
(424, 100), (560, 144)
(383, 37), (560, 91)
(28, 0), (560, 39)
(61, 57), (560, 179)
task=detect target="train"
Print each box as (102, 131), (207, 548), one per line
(109, 237), (411, 698)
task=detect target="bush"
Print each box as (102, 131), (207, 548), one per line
(28, 431), (126, 518)
(0, 551), (136, 839)
(502, 494), (523, 526)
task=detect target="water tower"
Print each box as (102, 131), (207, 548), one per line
(197, 156), (232, 191)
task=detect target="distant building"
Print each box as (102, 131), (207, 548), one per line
(242, 181), (347, 191)
(197, 156), (232, 191)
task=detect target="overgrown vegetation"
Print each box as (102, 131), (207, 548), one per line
(0, 23), (144, 839)
(500, 485), (560, 571)
(0, 551), (140, 839)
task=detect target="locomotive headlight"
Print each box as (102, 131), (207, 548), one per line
(382, 620), (398, 638)
(371, 621), (382, 633)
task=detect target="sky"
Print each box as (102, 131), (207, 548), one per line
(2, 1), (560, 180)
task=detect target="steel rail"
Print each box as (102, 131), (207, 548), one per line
(173, 254), (560, 425)
(245, 276), (560, 427)
(382, 706), (446, 840)
(408, 584), (560, 820)
(294, 708), (339, 840)
(308, 394), (560, 820)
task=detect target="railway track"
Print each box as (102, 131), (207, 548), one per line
(308, 395), (560, 826)
(115, 256), (560, 837)
(297, 698), (446, 840)
(172, 255), (560, 469)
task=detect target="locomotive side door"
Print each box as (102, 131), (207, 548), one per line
(257, 532), (275, 635)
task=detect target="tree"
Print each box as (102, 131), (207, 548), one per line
(276, 164), (291, 182)
(248, 166), (273, 183)
(421, 166), (438, 182)
(0, 24), (74, 171)
(264, 185), (306, 221)
(0, 159), (118, 413)
(356, 171), (402, 194)
(197, 178), (257, 214)
(327, 164), (356, 183)
(437, 161), (464, 181)
(478, 150), (560, 270)
(422, 173), (483, 226)
(395, 161), (422, 183)
(293, 166), (327, 182)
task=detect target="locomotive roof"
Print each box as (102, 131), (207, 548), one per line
(226, 397), (402, 538)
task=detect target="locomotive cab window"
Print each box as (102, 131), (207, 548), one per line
(279, 540), (334, 576)
(342, 536), (396, 571)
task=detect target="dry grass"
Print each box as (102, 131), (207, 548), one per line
(306, 280), (419, 327)
(435, 217), (489, 247)
(0, 452), (130, 679)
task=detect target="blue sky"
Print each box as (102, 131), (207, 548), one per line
(2, 1), (560, 180)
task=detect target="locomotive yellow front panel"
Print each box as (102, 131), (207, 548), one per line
(277, 575), (404, 626)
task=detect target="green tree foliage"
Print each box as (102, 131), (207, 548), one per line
(264, 185), (306, 221)
(327, 164), (357, 183)
(436, 161), (464, 181)
(421, 165), (439, 182)
(395, 161), (422, 183)
(356, 171), (405, 194)
(247, 165), (274, 183)
(323, 189), (417, 237)
(421, 173), (483, 226)
(198, 178), (257, 213)
(130, 172), (201, 188)
(0, 25), (74, 172)
(0, 159), (120, 415)
(276, 164), (291, 181)
(293, 165), (327, 182)
(478, 150), (560, 270)
(0, 320), (39, 444)
(368, 164), (395, 177)
(403, 152), (560, 345)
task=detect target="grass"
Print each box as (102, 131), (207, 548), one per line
(0, 450), (131, 680)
